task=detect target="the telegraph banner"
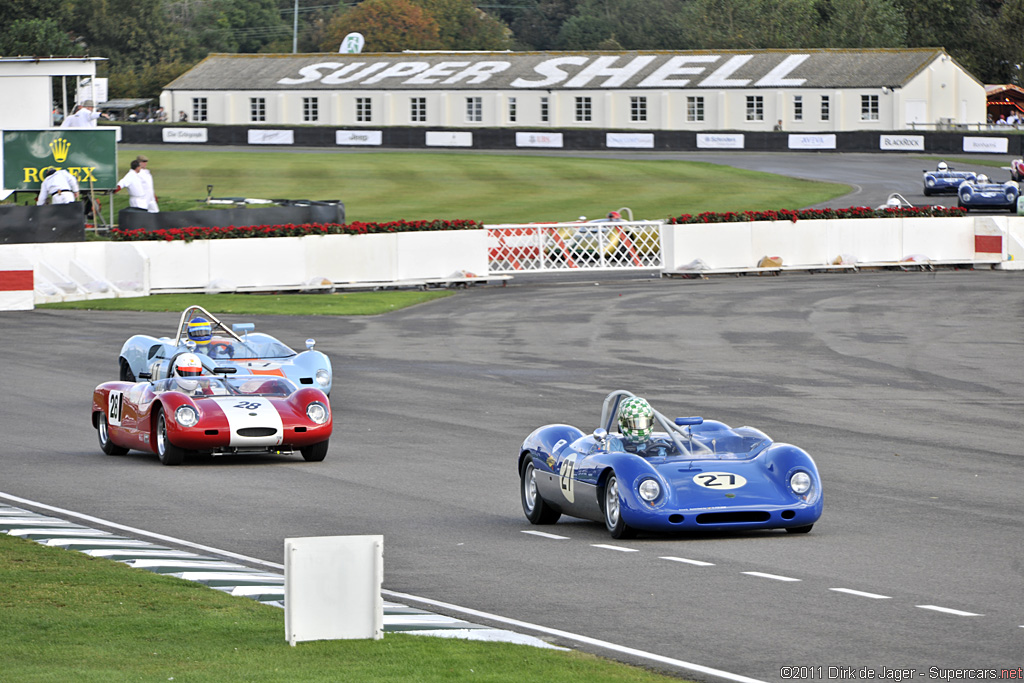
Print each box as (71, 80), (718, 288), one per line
(2, 129), (117, 191)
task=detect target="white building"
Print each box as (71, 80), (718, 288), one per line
(0, 56), (106, 129)
(161, 48), (985, 132)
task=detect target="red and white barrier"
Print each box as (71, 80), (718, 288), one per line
(0, 254), (34, 311)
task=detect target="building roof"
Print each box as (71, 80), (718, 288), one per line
(165, 48), (959, 92)
(97, 98), (153, 111)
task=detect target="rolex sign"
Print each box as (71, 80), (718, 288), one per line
(2, 129), (118, 191)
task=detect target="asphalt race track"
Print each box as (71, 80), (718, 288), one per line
(2, 269), (1022, 681)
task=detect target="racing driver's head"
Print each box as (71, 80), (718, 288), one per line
(174, 353), (204, 392)
(187, 317), (213, 346)
(619, 396), (654, 444)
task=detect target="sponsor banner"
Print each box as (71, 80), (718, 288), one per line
(2, 129), (117, 191)
(963, 137), (1008, 154)
(163, 128), (209, 144)
(77, 78), (108, 105)
(247, 129), (295, 145)
(880, 135), (924, 151)
(788, 134), (836, 150)
(606, 132), (654, 149)
(336, 130), (382, 146)
(697, 133), (744, 149)
(515, 132), (564, 148)
(426, 131), (473, 147)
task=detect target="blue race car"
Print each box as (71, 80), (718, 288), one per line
(518, 390), (822, 538)
(957, 174), (1020, 212)
(118, 306), (333, 395)
(922, 167), (976, 196)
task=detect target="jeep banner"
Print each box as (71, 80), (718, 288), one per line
(2, 129), (117, 191)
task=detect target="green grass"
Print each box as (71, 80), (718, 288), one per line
(37, 291), (453, 315)
(104, 149), (849, 223)
(0, 534), (688, 683)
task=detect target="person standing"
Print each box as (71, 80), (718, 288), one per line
(135, 155), (159, 212)
(36, 167), (80, 205)
(113, 160), (148, 209)
(60, 100), (108, 128)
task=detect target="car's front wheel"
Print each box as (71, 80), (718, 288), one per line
(603, 473), (636, 539)
(521, 460), (560, 524)
(300, 440), (329, 462)
(97, 412), (128, 456)
(155, 408), (185, 466)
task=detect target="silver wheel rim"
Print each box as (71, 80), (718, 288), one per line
(98, 417), (109, 445)
(606, 476), (620, 527)
(523, 463), (537, 513)
(156, 414), (167, 456)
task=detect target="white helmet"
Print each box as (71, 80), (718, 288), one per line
(173, 353), (203, 392)
(977, 174), (989, 184)
(937, 161), (948, 171)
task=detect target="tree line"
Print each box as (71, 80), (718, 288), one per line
(1, 0), (1021, 101)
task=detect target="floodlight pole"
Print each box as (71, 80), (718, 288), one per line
(293, 0), (298, 53)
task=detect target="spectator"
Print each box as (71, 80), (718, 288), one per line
(996, 115), (1008, 125)
(179, 110), (188, 122)
(135, 155), (160, 213)
(36, 167), (80, 205)
(773, 119), (784, 131)
(1007, 112), (1019, 126)
(61, 100), (108, 128)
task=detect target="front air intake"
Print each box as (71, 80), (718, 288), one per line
(696, 511), (771, 524)
(237, 427), (278, 437)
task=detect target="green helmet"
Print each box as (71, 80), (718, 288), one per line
(619, 396), (654, 444)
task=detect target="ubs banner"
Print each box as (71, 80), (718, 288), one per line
(2, 129), (117, 191)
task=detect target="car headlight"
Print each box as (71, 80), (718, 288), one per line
(175, 405), (198, 427)
(638, 478), (661, 502)
(790, 471), (812, 495)
(306, 401), (329, 424)
(315, 369), (330, 387)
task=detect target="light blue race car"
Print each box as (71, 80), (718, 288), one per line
(118, 306), (333, 395)
(957, 175), (1020, 212)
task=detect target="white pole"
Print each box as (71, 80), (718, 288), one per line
(293, 0), (298, 53)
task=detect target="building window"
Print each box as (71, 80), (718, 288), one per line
(820, 95), (830, 121)
(410, 97), (426, 123)
(745, 96), (764, 122)
(250, 98), (266, 123)
(540, 96), (549, 123)
(861, 94), (879, 121)
(192, 97), (207, 122)
(508, 97), (517, 123)
(466, 96), (482, 122)
(356, 97), (372, 122)
(793, 95), (803, 121)
(630, 96), (647, 122)
(575, 96), (592, 122)
(303, 97), (318, 123)
(687, 96), (704, 122)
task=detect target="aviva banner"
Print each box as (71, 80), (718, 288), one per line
(2, 129), (117, 191)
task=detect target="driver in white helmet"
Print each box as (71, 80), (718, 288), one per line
(173, 353), (206, 395)
(936, 161), (948, 172)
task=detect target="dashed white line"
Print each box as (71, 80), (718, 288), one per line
(742, 571), (801, 582)
(917, 605), (983, 617)
(591, 544), (639, 553)
(660, 556), (715, 567)
(520, 530), (569, 540)
(830, 588), (891, 599)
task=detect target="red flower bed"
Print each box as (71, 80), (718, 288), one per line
(109, 219), (482, 242)
(667, 205), (966, 224)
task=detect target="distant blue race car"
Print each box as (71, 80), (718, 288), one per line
(957, 176), (1020, 211)
(922, 169), (976, 196)
(518, 390), (823, 538)
(118, 306), (333, 395)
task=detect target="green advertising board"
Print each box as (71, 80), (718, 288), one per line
(2, 129), (117, 191)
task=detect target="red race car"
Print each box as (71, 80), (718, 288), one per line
(1010, 158), (1024, 182)
(92, 371), (332, 466)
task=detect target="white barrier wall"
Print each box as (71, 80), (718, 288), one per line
(0, 242), (149, 303)
(0, 251), (34, 310)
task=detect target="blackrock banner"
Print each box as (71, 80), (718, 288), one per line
(2, 129), (117, 191)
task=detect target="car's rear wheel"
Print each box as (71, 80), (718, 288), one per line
(521, 460), (560, 524)
(603, 473), (636, 539)
(786, 524), (814, 534)
(300, 439), (329, 462)
(119, 357), (136, 382)
(97, 412), (128, 455)
(155, 408), (185, 466)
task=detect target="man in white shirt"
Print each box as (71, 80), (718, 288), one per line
(114, 160), (148, 209)
(135, 155), (159, 212)
(60, 100), (108, 128)
(36, 167), (80, 205)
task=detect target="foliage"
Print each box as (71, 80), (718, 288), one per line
(0, 17), (82, 56)
(319, 0), (442, 52)
(411, 0), (513, 49)
(108, 219), (483, 242)
(668, 206), (968, 223)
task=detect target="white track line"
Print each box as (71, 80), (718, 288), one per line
(591, 544), (639, 552)
(830, 588), (891, 599)
(1, 492), (766, 683)
(520, 530), (568, 540)
(742, 571), (801, 582)
(916, 605), (983, 617)
(660, 556), (715, 567)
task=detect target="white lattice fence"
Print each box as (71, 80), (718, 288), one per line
(487, 221), (664, 273)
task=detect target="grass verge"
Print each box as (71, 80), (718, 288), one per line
(0, 534), (688, 683)
(37, 291), (454, 316)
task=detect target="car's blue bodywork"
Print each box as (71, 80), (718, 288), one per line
(518, 390), (822, 538)
(118, 306), (333, 395)
(957, 179), (1020, 211)
(922, 170), (976, 196)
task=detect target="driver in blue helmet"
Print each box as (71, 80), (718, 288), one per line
(187, 317), (213, 348)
